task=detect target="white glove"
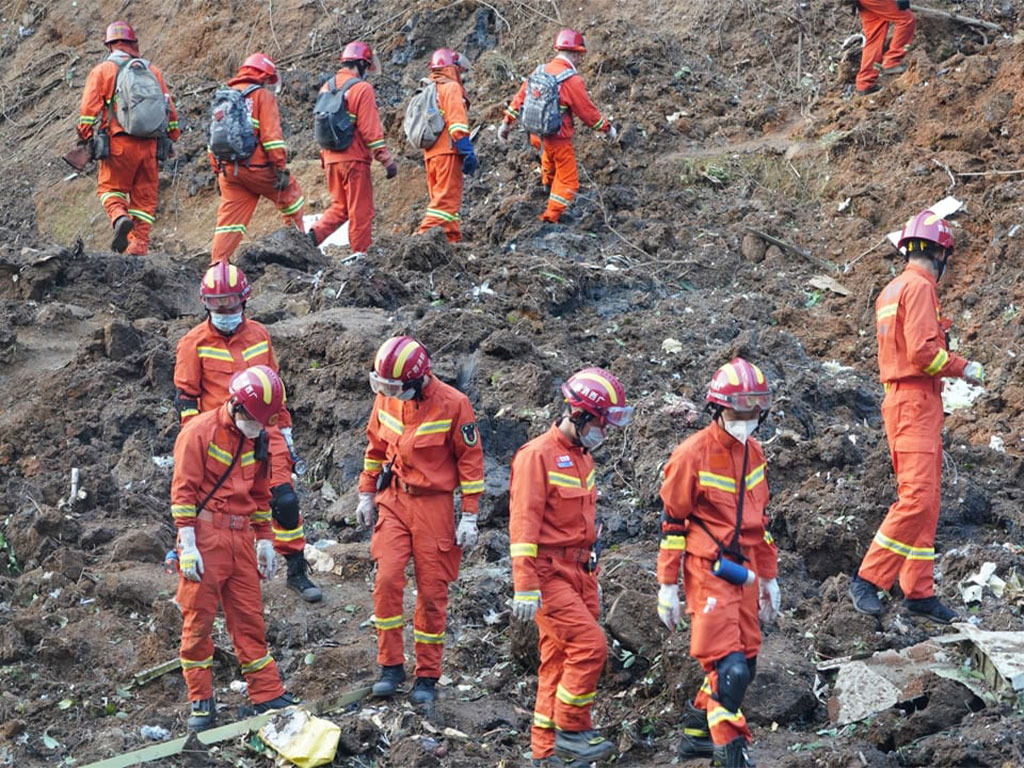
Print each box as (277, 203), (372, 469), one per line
(456, 513), (479, 548)
(606, 124), (618, 141)
(280, 427), (295, 452)
(356, 492), (377, 528)
(511, 591), (541, 622)
(657, 583), (682, 631)
(758, 577), (781, 623)
(964, 361), (985, 386)
(497, 121), (511, 143)
(177, 527), (203, 582)
(256, 539), (276, 580)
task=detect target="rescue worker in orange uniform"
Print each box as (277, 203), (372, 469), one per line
(209, 53), (306, 265)
(497, 29), (616, 223)
(849, 211), (985, 623)
(174, 263), (321, 603)
(308, 42), (397, 258)
(854, 1), (915, 95)
(355, 336), (484, 704)
(509, 368), (633, 766)
(77, 21), (180, 255)
(172, 365), (299, 730)
(415, 49), (478, 242)
(656, 358), (779, 768)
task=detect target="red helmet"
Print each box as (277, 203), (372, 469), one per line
(229, 365), (284, 427)
(430, 48), (469, 71)
(561, 367), (632, 427)
(554, 28), (587, 52)
(104, 20), (137, 45)
(341, 40), (380, 74)
(897, 209), (954, 253)
(370, 336), (431, 397)
(200, 262), (251, 312)
(241, 52), (279, 84)
(706, 358), (771, 412)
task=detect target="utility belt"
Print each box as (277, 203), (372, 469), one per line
(376, 462), (446, 497)
(537, 543), (592, 563)
(883, 377), (942, 395)
(197, 509), (251, 531)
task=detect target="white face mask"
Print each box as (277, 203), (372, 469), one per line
(723, 419), (759, 444)
(235, 415), (263, 439)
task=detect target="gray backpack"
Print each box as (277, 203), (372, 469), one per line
(519, 65), (574, 136)
(208, 84), (261, 163)
(110, 54), (168, 138)
(403, 79), (446, 149)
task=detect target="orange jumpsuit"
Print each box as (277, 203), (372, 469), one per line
(858, 262), (967, 599)
(359, 377), (484, 678)
(171, 406), (285, 705)
(509, 424), (605, 759)
(173, 316), (304, 557)
(659, 421), (776, 747)
(416, 67), (470, 242)
(77, 45), (180, 255)
(504, 55), (610, 222)
(209, 73), (305, 264)
(856, 0), (916, 92)
(310, 70), (391, 253)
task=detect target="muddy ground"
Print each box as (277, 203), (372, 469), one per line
(1, 1), (1023, 766)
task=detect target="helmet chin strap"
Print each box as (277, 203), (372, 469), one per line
(568, 409), (593, 446)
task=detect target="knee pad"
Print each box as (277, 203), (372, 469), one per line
(270, 484), (300, 530)
(715, 651), (751, 713)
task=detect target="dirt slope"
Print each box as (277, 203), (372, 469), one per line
(1, 1), (1023, 766)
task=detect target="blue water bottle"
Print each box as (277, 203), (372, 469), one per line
(163, 549), (179, 575)
(712, 556), (756, 586)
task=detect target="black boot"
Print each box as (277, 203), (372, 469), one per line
(285, 553), (322, 603)
(111, 215), (134, 254)
(410, 677), (437, 704)
(372, 664), (405, 697)
(187, 697), (216, 731)
(905, 596), (958, 624)
(712, 736), (756, 767)
(306, 229), (319, 248)
(554, 729), (616, 763)
(849, 575), (883, 616)
(253, 691), (300, 714)
(677, 701), (714, 758)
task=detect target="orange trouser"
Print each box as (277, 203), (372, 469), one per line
(858, 382), (942, 599)
(857, 0), (916, 91)
(176, 519), (284, 705)
(211, 165), (305, 264)
(684, 555), (759, 746)
(267, 427), (304, 557)
(98, 134), (159, 255)
(369, 484), (461, 678)
(530, 555), (605, 758)
(416, 153), (464, 242)
(530, 135), (578, 223)
(312, 160), (374, 253)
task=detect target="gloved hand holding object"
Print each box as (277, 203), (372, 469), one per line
(178, 527), (204, 582)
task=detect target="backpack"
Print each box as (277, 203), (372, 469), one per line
(208, 84), (261, 163)
(403, 79), (446, 149)
(110, 55), (168, 138)
(519, 65), (575, 136)
(313, 76), (362, 151)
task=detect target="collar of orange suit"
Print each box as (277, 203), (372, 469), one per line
(904, 260), (937, 286)
(709, 418), (750, 453)
(546, 421), (584, 453)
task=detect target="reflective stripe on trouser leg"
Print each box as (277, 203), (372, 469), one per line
(123, 138), (159, 255)
(707, 700), (750, 746)
(272, 514), (305, 557)
(410, 491), (459, 679)
(531, 615), (564, 758)
(369, 490), (415, 668)
(211, 172), (261, 264)
(416, 154), (464, 243)
(536, 557), (605, 732)
(541, 141), (578, 222)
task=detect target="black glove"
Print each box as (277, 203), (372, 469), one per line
(274, 168), (290, 190)
(897, 0), (910, 9)
(385, 162), (398, 179)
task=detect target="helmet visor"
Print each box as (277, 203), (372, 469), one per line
(603, 405), (634, 428)
(203, 295), (244, 311)
(723, 391), (771, 412)
(369, 370), (405, 398)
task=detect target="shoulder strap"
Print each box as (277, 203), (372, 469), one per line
(195, 433), (244, 516)
(728, 443), (750, 556)
(337, 76), (362, 97)
(555, 69), (575, 84)
(241, 84), (262, 97)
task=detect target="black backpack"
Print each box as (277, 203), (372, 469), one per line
(313, 76), (362, 151)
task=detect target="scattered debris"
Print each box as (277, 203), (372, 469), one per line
(259, 707), (340, 768)
(807, 275), (851, 297)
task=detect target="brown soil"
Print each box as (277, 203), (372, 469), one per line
(1, 1), (1023, 767)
